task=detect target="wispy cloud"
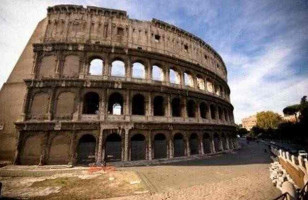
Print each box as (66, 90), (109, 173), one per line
(0, 0), (307, 124)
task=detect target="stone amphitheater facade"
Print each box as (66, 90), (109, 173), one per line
(0, 5), (237, 165)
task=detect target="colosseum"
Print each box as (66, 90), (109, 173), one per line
(0, 5), (237, 166)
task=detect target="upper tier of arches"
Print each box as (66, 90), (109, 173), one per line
(44, 5), (227, 81)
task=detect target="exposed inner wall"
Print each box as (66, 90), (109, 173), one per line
(0, 18), (48, 161)
(45, 5), (227, 81)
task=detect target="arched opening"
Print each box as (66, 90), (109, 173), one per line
(48, 135), (70, 164)
(30, 92), (50, 118)
(207, 80), (214, 93)
(55, 92), (75, 119)
(213, 133), (221, 152)
(152, 65), (164, 81)
(215, 85), (220, 96)
(169, 68), (180, 84)
(221, 134), (227, 150)
(203, 133), (211, 153)
(184, 72), (194, 87)
(224, 109), (229, 121)
(173, 133), (185, 157)
(83, 92), (99, 114)
(108, 92), (123, 115)
(105, 133), (122, 162)
(20, 135), (43, 165)
(111, 60), (125, 77)
(189, 133), (199, 155)
(77, 134), (96, 165)
(89, 58), (103, 75)
(197, 75), (205, 90)
(63, 55), (79, 78)
(220, 86), (224, 97)
(199, 102), (207, 119)
(172, 98), (181, 117)
(132, 94), (145, 115)
(218, 107), (223, 120)
(210, 105), (216, 119)
(132, 62), (145, 79)
(154, 134), (167, 159)
(131, 134), (146, 161)
(187, 100), (196, 118)
(154, 96), (165, 116)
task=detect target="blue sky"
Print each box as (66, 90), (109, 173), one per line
(0, 0), (307, 123)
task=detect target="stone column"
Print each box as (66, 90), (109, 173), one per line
(124, 128), (129, 161)
(39, 132), (50, 165)
(69, 131), (76, 166)
(226, 137), (230, 150)
(125, 91), (131, 121)
(211, 138), (216, 153)
(182, 98), (187, 121)
(186, 135), (191, 156)
(219, 136), (224, 151)
(146, 59), (152, 83)
(200, 136), (204, 155)
(13, 129), (22, 165)
(166, 95), (171, 120)
(148, 132), (152, 160)
(169, 136), (173, 159)
(126, 56), (132, 81)
(21, 88), (32, 121)
(196, 102), (201, 122)
(96, 127), (104, 165)
(180, 71), (184, 89)
(164, 67), (170, 86)
(103, 53), (110, 80)
(47, 87), (56, 120)
(54, 53), (62, 78)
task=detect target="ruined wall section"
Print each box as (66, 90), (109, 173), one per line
(44, 5), (227, 81)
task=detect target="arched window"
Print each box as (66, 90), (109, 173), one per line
(199, 102), (207, 119)
(108, 93), (123, 115)
(77, 134), (96, 164)
(207, 80), (214, 93)
(210, 105), (216, 119)
(220, 86), (224, 97)
(131, 134), (146, 160)
(89, 59), (103, 75)
(189, 133), (199, 155)
(203, 133), (211, 153)
(172, 98), (181, 117)
(173, 133), (185, 157)
(132, 94), (145, 115)
(224, 109), (229, 121)
(105, 133), (122, 162)
(111, 60), (125, 77)
(170, 68), (180, 84)
(218, 107), (223, 120)
(213, 133), (221, 152)
(184, 72), (194, 87)
(152, 65), (164, 81)
(187, 100), (196, 118)
(154, 134), (167, 159)
(153, 96), (165, 116)
(215, 85), (220, 96)
(197, 75), (205, 90)
(132, 62), (145, 79)
(83, 92), (99, 114)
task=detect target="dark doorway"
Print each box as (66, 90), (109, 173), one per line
(173, 133), (185, 157)
(200, 102), (207, 119)
(131, 134), (146, 160)
(172, 98), (181, 117)
(203, 133), (211, 153)
(154, 96), (165, 116)
(187, 100), (196, 118)
(154, 134), (167, 159)
(214, 133), (221, 152)
(132, 94), (145, 115)
(105, 133), (122, 162)
(210, 105), (216, 119)
(189, 133), (199, 155)
(77, 134), (96, 165)
(83, 92), (99, 114)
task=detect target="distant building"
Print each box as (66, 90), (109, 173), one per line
(242, 115), (257, 131)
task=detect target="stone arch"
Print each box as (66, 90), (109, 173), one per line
(20, 134), (43, 165)
(152, 65), (164, 81)
(89, 58), (103, 75)
(199, 102), (208, 119)
(187, 99), (196, 118)
(203, 133), (211, 153)
(218, 107), (223, 120)
(63, 55), (80, 78)
(224, 108), (229, 121)
(221, 133), (227, 150)
(153, 133), (167, 159)
(132, 94), (145, 115)
(189, 133), (199, 155)
(55, 92), (75, 118)
(48, 134), (70, 164)
(108, 92), (124, 115)
(38, 55), (56, 78)
(196, 75), (205, 90)
(105, 133), (122, 162)
(207, 80), (214, 93)
(83, 92), (99, 114)
(153, 96), (165, 116)
(169, 67), (180, 84)
(184, 72), (194, 87)
(111, 60), (125, 77)
(132, 62), (145, 79)
(130, 134), (146, 161)
(171, 97), (181, 117)
(213, 133), (221, 152)
(30, 92), (50, 118)
(210, 105), (217, 119)
(173, 133), (185, 157)
(77, 134), (96, 165)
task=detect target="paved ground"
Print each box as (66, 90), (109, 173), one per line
(118, 139), (281, 200)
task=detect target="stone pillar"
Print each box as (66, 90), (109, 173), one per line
(126, 57), (132, 81)
(69, 131), (76, 166)
(200, 136), (204, 155)
(103, 53), (110, 79)
(148, 132), (152, 160)
(169, 136), (174, 158)
(20, 88), (32, 121)
(219, 136), (224, 151)
(13, 130), (22, 165)
(96, 127), (104, 165)
(196, 102), (201, 122)
(211, 138), (216, 153)
(166, 95), (171, 120)
(124, 128), (129, 161)
(146, 59), (152, 83)
(226, 137), (230, 150)
(47, 87), (56, 120)
(39, 132), (50, 165)
(55, 53), (62, 78)
(182, 98), (187, 120)
(164, 67), (170, 85)
(124, 91), (130, 116)
(180, 71), (184, 88)
(186, 135), (191, 156)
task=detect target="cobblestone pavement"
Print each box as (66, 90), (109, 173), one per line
(117, 140), (281, 200)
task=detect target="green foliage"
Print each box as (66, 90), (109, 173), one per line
(283, 104), (300, 116)
(256, 111), (283, 130)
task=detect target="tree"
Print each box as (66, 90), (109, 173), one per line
(237, 128), (249, 137)
(283, 104), (300, 122)
(256, 111), (283, 130)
